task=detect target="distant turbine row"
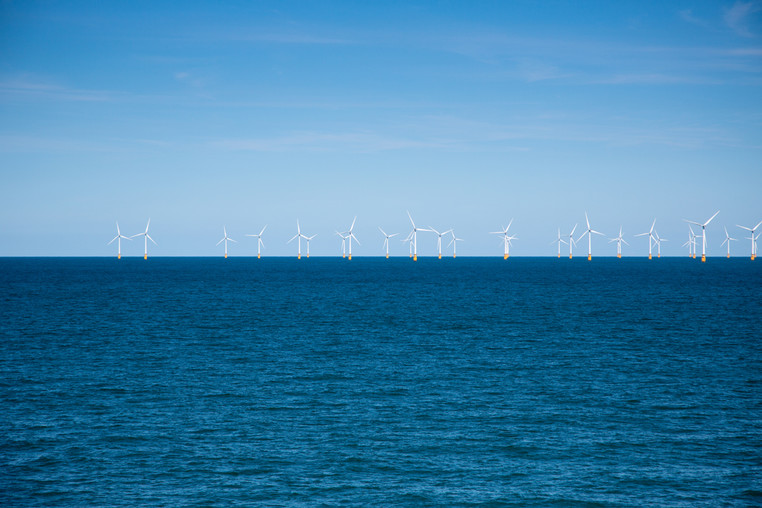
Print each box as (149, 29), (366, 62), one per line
(108, 211), (761, 262)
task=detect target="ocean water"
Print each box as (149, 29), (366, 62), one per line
(1, 257), (760, 506)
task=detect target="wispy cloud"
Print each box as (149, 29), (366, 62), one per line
(679, 9), (711, 29)
(0, 76), (123, 102)
(724, 1), (762, 37)
(212, 132), (446, 152)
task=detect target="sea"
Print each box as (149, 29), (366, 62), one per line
(1, 257), (760, 506)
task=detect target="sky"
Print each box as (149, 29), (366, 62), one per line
(1, 0), (761, 257)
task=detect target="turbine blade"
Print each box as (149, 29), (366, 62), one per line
(704, 210), (720, 226)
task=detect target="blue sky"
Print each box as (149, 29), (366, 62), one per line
(1, 0), (761, 256)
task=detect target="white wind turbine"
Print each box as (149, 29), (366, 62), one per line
(305, 234), (317, 258)
(653, 232), (667, 258)
(682, 225), (696, 258)
(490, 219), (515, 260)
(684, 210), (719, 262)
(288, 220), (310, 259)
(551, 228), (567, 258)
(245, 225), (267, 259)
(736, 220), (762, 260)
(448, 230), (463, 258)
(403, 211), (430, 261)
(566, 224), (578, 259)
(635, 219), (657, 260)
(340, 217), (360, 260)
(721, 226), (737, 258)
(335, 231), (348, 258)
(577, 212), (604, 261)
(216, 226), (236, 258)
(107, 222), (131, 259)
(131, 219), (156, 260)
(609, 226), (628, 258)
(379, 227), (398, 259)
(429, 227), (453, 259)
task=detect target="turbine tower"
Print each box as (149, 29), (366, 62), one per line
(131, 219), (156, 260)
(429, 227), (453, 259)
(107, 222), (131, 259)
(566, 224), (577, 259)
(721, 226), (737, 258)
(335, 231), (348, 258)
(216, 226), (236, 258)
(635, 219), (657, 259)
(490, 219), (515, 260)
(340, 217), (359, 260)
(449, 230), (463, 258)
(305, 234), (316, 258)
(682, 225), (696, 258)
(288, 220), (310, 259)
(245, 225), (267, 259)
(609, 226), (628, 258)
(379, 227), (398, 259)
(404, 211), (429, 261)
(737, 221), (762, 260)
(551, 228), (567, 258)
(577, 212), (604, 261)
(684, 210), (719, 262)
(653, 232), (667, 258)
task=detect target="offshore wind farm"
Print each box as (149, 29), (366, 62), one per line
(2, 1), (762, 507)
(106, 210), (761, 261)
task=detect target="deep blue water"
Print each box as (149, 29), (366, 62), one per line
(1, 257), (760, 506)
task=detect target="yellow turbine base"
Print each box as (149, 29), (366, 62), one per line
(144, 254), (147, 260)
(414, 254), (417, 261)
(727, 254), (730, 258)
(648, 254), (652, 260)
(298, 254), (301, 260)
(588, 254), (591, 261)
(453, 254), (456, 259)
(504, 254), (508, 260)
(658, 254), (661, 259)
(693, 254), (696, 259)
(386, 254), (389, 259)
(438, 254), (441, 260)
(224, 254), (227, 259)
(558, 254), (560, 258)
(118, 254), (121, 260)
(342, 254), (346, 259)
(307, 254), (310, 258)
(701, 254), (706, 262)
(348, 254), (352, 260)
(617, 253), (621, 259)
(258, 254), (261, 259)
(569, 254), (573, 259)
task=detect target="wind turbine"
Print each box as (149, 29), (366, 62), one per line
(684, 210), (719, 262)
(551, 228), (567, 258)
(107, 222), (131, 259)
(288, 220), (309, 259)
(737, 220), (762, 260)
(721, 226), (737, 258)
(566, 224), (577, 259)
(305, 234), (316, 258)
(216, 226), (236, 258)
(379, 227), (398, 258)
(245, 225), (267, 259)
(682, 225), (696, 258)
(335, 231), (348, 258)
(609, 226), (628, 258)
(490, 219), (515, 260)
(131, 219), (156, 260)
(448, 230), (463, 258)
(577, 212), (604, 261)
(403, 211), (430, 261)
(429, 227), (453, 259)
(653, 232), (667, 258)
(340, 217), (359, 260)
(634, 219), (657, 259)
